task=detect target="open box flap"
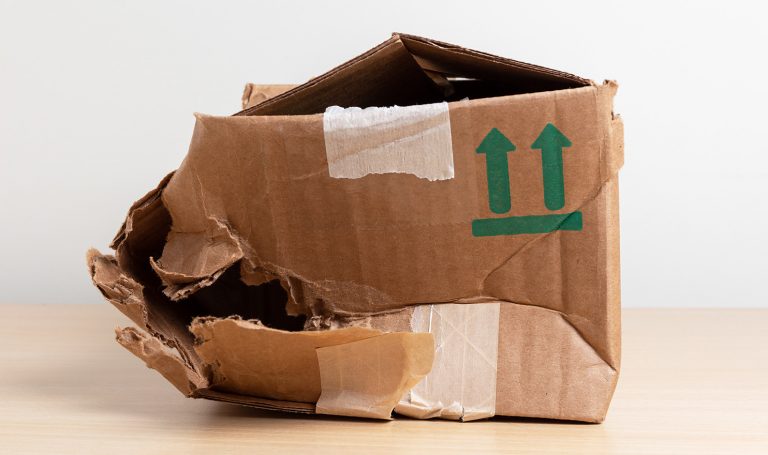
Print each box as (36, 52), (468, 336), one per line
(238, 33), (590, 116)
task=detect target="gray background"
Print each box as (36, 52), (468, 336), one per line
(1, 0), (765, 307)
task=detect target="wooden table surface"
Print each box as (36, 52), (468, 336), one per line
(1, 304), (766, 454)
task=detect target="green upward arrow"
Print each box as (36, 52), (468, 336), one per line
(531, 123), (572, 211)
(477, 128), (516, 214)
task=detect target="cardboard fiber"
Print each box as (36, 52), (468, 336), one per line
(87, 33), (623, 422)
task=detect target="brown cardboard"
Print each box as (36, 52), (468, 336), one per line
(241, 83), (296, 109)
(87, 33), (623, 422)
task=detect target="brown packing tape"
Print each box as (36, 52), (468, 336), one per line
(315, 332), (434, 419)
(395, 303), (500, 421)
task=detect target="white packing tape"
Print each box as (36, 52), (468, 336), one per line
(322, 102), (454, 181)
(396, 302), (500, 421)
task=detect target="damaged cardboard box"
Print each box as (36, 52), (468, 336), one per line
(88, 33), (623, 422)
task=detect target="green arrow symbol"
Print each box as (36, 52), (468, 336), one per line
(477, 128), (516, 214)
(531, 123), (572, 211)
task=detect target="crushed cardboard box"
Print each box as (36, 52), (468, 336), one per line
(88, 33), (623, 422)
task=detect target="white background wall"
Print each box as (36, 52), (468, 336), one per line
(1, 0), (766, 306)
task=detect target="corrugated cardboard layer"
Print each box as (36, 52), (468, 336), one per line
(87, 249), (147, 330)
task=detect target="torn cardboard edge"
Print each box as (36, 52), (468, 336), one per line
(87, 249), (147, 330)
(149, 216), (245, 301)
(114, 322), (315, 415)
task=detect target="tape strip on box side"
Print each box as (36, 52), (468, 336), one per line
(322, 102), (454, 181)
(395, 302), (501, 421)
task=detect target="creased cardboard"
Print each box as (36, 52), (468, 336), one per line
(87, 33), (623, 422)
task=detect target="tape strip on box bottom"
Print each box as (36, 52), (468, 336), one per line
(396, 302), (501, 421)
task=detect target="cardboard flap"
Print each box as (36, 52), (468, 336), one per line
(87, 248), (204, 373)
(240, 34), (590, 116)
(398, 34), (589, 93)
(240, 37), (445, 115)
(189, 317), (435, 418)
(150, 216), (244, 301)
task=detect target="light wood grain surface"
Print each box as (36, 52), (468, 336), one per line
(1, 304), (766, 454)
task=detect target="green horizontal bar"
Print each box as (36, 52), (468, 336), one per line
(472, 211), (582, 237)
